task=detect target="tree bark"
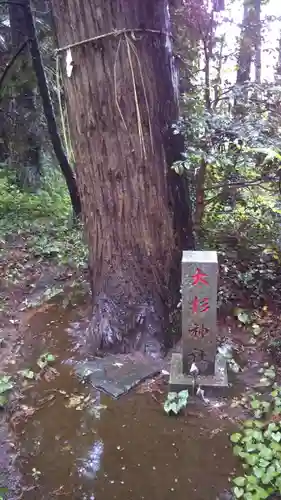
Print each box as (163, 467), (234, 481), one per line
(275, 32), (281, 83)
(50, 0), (192, 354)
(236, 0), (256, 86)
(193, 157), (207, 244)
(234, 0), (256, 116)
(254, 0), (261, 84)
(24, 0), (81, 217)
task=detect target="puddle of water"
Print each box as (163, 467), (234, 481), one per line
(4, 304), (239, 499)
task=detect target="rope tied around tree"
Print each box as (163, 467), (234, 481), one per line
(54, 28), (173, 55)
(54, 28), (173, 160)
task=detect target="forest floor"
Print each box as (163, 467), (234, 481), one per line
(1, 231), (280, 370)
(0, 230), (89, 371)
(1, 185), (281, 497)
(1, 232), (281, 499)
(1, 215), (281, 379)
(1, 225), (281, 399)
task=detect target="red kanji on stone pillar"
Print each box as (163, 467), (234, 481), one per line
(192, 268), (209, 287)
(192, 296), (199, 313)
(200, 297), (210, 312)
(192, 297), (210, 314)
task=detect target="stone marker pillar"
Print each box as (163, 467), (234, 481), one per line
(182, 251), (218, 376)
(169, 250), (228, 393)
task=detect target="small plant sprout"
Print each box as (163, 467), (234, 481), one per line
(37, 352), (56, 370)
(163, 390), (189, 415)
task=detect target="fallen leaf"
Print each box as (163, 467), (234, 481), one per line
(65, 395), (84, 408)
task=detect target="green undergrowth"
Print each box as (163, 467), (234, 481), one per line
(0, 164), (88, 269)
(230, 384), (281, 499)
(204, 192), (281, 251)
(201, 192), (281, 310)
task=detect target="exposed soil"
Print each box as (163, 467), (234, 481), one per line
(1, 236), (281, 499)
(0, 235), (89, 369)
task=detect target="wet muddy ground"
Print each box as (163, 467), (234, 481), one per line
(1, 241), (280, 499)
(0, 298), (242, 500)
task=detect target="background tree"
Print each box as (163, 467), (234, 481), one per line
(8, 0), (41, 189)
(0, 0), (81, 215)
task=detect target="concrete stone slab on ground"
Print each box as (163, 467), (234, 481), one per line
(75, 353), (163, 399)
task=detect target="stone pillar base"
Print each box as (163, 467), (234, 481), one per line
(169, 352), (228, 394)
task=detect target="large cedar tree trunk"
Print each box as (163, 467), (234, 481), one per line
(50, 0), (192, 354)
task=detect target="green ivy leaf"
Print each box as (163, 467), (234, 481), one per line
(163, 401), (171, 414)
(233, 445), (243, 456)
(244, 420), (254, 428)
(246, 475), (257, 485)
(276, 475), (281, 489)
(271, 432), (281, 442)
(261, 472), (273, 485)
(252, 430), (263, 442)
(231, 433), (242, 443)
(253, 421), (264, 429)
(273, 459), (281, 472)
(0, 394), (8, 407)
(233, 486), (244, 498)
(269, 441), (281, 451)
(166, 392), (178, 401)
(169, 402), (178, 414)
(245, 443), (257, 454)
(259, 459), (270, 468)
(233, 477), (246, 487)
(250, 399), (261, 410)
(260, 446), (273, 461)
(267, 423), (278, 432)
(0, 376), (14, 394)
(177, 399), (187, 412)
(245, 453), (258, 466)
(253, 466), (264, 479)
(256, 486), (271, 499)
(243, 493), (253, 500)
(178, 389), (189, 400)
